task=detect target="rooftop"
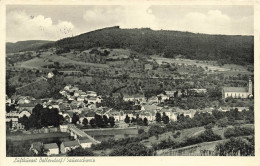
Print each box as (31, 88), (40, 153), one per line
(63, 140), (80, 147)
(223, 87), (248, 93)
(43, 143), (58, 149)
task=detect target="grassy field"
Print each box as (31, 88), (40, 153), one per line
(141, 124), (254, 148)
(151, 56), (250, 73)
(83, 128), (138, 136)
(156, 139), (226, 156)
(6, 132), (70, 142)
(17, 53), (109, 69)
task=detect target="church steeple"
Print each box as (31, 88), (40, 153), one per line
(248, 79), (252, 95)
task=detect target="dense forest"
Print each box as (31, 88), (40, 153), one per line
(6, 40), (54, 53)
(55, 26), (254, 65)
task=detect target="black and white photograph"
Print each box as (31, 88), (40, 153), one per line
(4, 3), (256, 158)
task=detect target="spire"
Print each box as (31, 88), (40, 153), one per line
(248, 79), (252, 95)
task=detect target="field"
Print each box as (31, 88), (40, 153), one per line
(16, 52), (109, 69)
(156, 139), (226, 156)
(83, 128), (138, 136)
(82, 128), (138, 142)
(6, 132), (70, 142)
(151, 56), (251, 74)
(141, 126), (205, 148)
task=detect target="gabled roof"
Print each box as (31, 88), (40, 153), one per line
(223, 87), (248, 93)
(85, 111), (95, 117)
(78, 137), (93, 144)
(31, 142), (42, 152)
(19, 103), (35, 107)
(43, 143), (58, 149)
(63, 140), (80, 147)
(142, 104), (157, 111)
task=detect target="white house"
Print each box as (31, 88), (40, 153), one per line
(47, 72), (54, 79)
(43, 143), (59, 156)
(78, 138), (93, 149)
(19, 110), (31, 118)
(60, 140), (80, 154)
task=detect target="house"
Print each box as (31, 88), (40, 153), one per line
(19, 109), (31, 118)
(183, 110), (196, 118)
(86, 96), (99, 104)
(60, 140), (80, 154)
(109, 111), (121, 122)
(141, 104), (158, 112)
(148, 96), (158, 104)
(230, 107), (249, 112)
(86, 91), (97, 97)
(140, 112), (153, 121)
(64, 85), (72, 91)
(47, 72), (54, 79)
(170, 112), (178, 121)
(123, 94), (145, 103)
(30, 142), (42, 155)
(43, 143), (59, 156)
(85, 111), (96, 122)
(18, 103), (35, 113)
(157, 93), (169, 102)
(78, 138), (93, 149)
(77, 96), (85, 102)
(160, 108), (172, 118)
(60, 124), (69, 132)
(71, 86), (79, 92)
(222, 79), (253, 99)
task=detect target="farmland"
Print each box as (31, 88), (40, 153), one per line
(151, 56), (251, 74)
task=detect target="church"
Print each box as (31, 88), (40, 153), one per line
(222, 79), (253, 99)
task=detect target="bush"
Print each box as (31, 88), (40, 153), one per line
(224, 127), (254, 139)
(215, 137), (254, 156)
(109, 143), (153, 156)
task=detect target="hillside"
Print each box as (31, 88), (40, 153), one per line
(56, 26), (254, 65)
(6, 40), (54, 53)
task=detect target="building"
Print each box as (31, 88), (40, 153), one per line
(43, 143), (59, 156)
(222, 79), (253, 99)
(78, 138), (93, 149)
(60, 140), (80, 154)
(30, 142), (42, 155)
(47, 72), (54, 79)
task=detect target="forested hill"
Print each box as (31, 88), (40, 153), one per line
(6, 40), (54, 53)
(56, 26), (254, 65)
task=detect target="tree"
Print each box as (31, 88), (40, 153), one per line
(143, 117), (148, 126)
(9, 120), (13, 129)
(95, 114), (104, 127)
(90, 119), (96, 127)
(82, 118), (88, 126)
(72, 113), (79, 125)
(124, 115), (130, 123)
(204, 123), (214, 130)
(216, 117), (228, 128)
(162, 112), (170, 124)
(103, 115), (109, 126)
(155, 112), (161, 123)
(67, 147), (94, 156)
(215, 137), (254, 156)
(109, 143), (153, 156)
(108, 117), (115, 127)
(158, 96), (162, 103)
(19, 115), (30, 130)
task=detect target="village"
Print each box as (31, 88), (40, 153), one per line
(6, 76), (253, 156)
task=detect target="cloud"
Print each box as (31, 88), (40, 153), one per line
(7, 10), (77, 42)
(82, 6), (158, 31)
(159, 9), (252, 35)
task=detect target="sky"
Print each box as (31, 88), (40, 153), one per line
(6, 5), (254, 42)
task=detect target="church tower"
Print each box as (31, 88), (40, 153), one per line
(248, 79), (252, 95)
